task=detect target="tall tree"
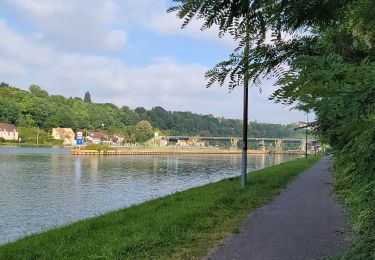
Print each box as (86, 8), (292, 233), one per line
(84, 91), (92, 103)
(169, 0), (267, 187)
(169, 0), (350, 187)
(135, 120), (154, 142)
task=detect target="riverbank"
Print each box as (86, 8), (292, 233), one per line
(71, 147), (305, 156)
(334, 153), (375, 259)
(0, 156), (319, 259)
(0, 143), (56, 148)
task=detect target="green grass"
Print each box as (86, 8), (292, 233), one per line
(333, 156), (375, 259)
(0, 156), (320, 259)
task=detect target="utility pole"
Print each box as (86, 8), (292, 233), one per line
(241, 16), (250, 188)
(36, 126), (39, 147)
(242, 77), (248, 187)
(305, 112), (308, 159)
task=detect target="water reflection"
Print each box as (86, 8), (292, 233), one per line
(74, 157), (82, 185)
(0, 147), (301, 244)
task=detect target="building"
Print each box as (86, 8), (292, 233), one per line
(177, 138), (189, 147)
(51, 128), (76, 145)
(145, 132), (168, 147)
(289, 121), (307, 128)
(110, 134), (124, 146)
(87, 131), (105, 144)
(0, 123), (19, 141)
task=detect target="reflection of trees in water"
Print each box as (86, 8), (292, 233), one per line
(73, 154), (299, 184)
(74, 157), (82, 185)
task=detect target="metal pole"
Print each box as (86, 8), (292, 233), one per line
(241, 15), (250, 188)
(242, 83), (248, 188)
(305, 112), (308, 159)
(36, 126), (39, 147)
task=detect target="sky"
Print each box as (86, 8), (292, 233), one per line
(0, 0), (309, 124)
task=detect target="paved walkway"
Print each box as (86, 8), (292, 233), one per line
(208, 157), (349, 260)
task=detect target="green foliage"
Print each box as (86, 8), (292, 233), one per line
(84, 144), (115, 151)
(269, 0), (375, 257)
(135, 120), (153, 142)
(0, 84), (305, 140)
(0, 157), (319, 259)
(83, 91), (91, 103)
(18, 127), (50, 144)
(333, 121), (375, 259)
(0, 85), (139, 132)
(138, 107), (305, 138)
(0, 137), (5, 143)
(169, 0), (349, 90)
(29, 84), (49, 98)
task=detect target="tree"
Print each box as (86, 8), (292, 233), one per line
(29, 84), (49, 98)
(268, 2), (375, 256)
(17, 114), (36, 127)
(169, 0), (352, 187)
(0, 82), (9, 88)
(169, 0), (273, 187)
(84, 91), (92, 103)
(135, 120), (154, 142)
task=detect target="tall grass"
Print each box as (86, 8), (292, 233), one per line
(333, 123), (375, 259)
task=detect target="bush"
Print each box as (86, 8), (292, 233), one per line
(334, 121), (375, 259)
(84, 144), (115, 151)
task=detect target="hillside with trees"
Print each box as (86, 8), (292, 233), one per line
(0, 83), (305, 143)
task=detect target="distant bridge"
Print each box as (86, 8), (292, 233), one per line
(165, 136), (313, 142)
(163, 136), (315, 151)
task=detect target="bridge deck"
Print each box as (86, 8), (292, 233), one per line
(165, 136), (312, 142)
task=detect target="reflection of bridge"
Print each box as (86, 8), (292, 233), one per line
(165, 136), (314, 151)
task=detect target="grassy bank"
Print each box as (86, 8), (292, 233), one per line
(334, 152), (375, 259)
(0, 156), (319, 259)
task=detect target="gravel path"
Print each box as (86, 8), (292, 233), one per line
(207, 157), (349, 260)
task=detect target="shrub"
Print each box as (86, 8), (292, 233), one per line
(84, 144), (115, 151)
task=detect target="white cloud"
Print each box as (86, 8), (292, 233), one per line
(3, 0), (127, 51)
(0, 19), (52, 66)
(0, 59), (25, 76)
(0, 2), (309, 124)
(120, 0), (235, 46)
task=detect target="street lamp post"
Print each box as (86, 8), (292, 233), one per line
(241, 76), (249, 188)
(305, 112), (308, 159)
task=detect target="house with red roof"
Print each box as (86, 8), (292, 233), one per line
(0, 123), (19, 141)
(87, 131), (106, 144)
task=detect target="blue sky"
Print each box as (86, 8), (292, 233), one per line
(0, 0), (309, 124)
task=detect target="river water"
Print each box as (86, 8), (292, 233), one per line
(0, 147), (300, 244)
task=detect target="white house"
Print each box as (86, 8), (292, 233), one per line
(51, 128), (76, 145)
(0, 123), (19, 141)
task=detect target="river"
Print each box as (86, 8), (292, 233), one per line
(0, 147), (300, 244)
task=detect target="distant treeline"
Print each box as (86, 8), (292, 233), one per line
(0, 83), (305, 139)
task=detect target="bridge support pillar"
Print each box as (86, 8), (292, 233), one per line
(230, 138), (239, 150)
(274, 139), (283, 151)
